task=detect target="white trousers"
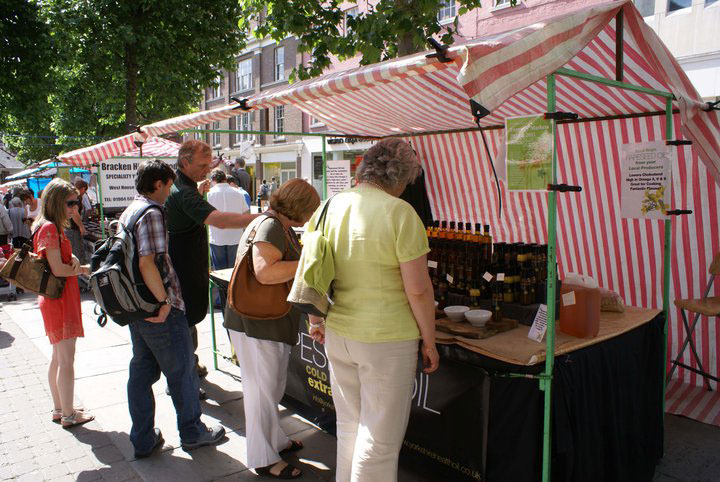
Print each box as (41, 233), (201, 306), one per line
(229, 330), (291, 469)
(325, 329), (419, 482)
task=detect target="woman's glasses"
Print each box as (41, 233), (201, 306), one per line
(66, 200), (81, 208)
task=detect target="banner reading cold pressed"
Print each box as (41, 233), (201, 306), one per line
(505, 115), (554, 191)
(620, 141), (673, 220)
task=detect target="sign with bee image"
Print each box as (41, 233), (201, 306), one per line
(621, 141), (673, 220)
(505, 115), (554, 191)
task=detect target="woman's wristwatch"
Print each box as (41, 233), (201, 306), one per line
(158, 296), (171, 306)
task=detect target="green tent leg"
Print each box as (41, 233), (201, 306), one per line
(95, 163), (106, 239)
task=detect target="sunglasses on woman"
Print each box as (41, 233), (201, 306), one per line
(66, 200), (81, 208)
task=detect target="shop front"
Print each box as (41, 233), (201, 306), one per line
(302, 136), (375, 195)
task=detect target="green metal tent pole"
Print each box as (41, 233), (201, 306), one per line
(541, 72), (559, 482)
(662, 98), (673, 410)
(95, 163), (106, 239)
(322, 135), (327, 199)
(180, 128), (377, 140)
(206, 198), (219, 370)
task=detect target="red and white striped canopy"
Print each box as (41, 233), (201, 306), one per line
(56, 133), (139, 168)
(118, 136), (180, 159)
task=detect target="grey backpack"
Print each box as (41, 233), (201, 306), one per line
(89, 205), (163, 326)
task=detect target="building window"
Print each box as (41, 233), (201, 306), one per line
(493, 0), (511, 9)
(274, 105), (285, 136)
(274, 46), (285, 81)
(344, 7), (359, 35)
(707, 0), (718, 6)
(634, 0), (655, 16)
(667, 0), (691, 10)
(209, 76), (222, 99)
(438, 0), (456, 21)
(233, 112), (255, 144)
(212, 121), (220, 147)
(235, 58), (253, 92)
(194, 127), (202, 140)
(310, 115), (324, 127)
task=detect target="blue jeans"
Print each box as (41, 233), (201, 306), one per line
(127, 308), (206, 452)
(210, 244), (238, 270)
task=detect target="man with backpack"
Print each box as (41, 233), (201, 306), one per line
(118, 160), (225, 457)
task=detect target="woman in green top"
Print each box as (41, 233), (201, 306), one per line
(224, 178), (320, 479)
(307, 138), (439, 482)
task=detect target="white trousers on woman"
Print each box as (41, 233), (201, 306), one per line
(228, 330), (291, 469)
(325, 329), (419, 482)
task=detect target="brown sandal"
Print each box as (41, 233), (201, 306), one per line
(255, 461), (302, 479)
(61, 410), (94, 428)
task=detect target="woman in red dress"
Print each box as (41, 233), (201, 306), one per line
(32, 179), (94, 428)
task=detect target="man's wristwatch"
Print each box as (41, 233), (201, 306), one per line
(158, 296), (171, 306)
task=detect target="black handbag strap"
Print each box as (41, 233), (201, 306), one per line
(315, 197), (333, 236)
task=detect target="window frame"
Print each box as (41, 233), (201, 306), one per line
(344, 7), (359, 36)
(492, 0), (512, 11)
(437, 0), (457, 23)
(274, 105), (285, 138)
(274, 46), (285, 82)
(234, 58), (253, 93)
(209, 75), (223, 100)
(212, 121), (221, 147)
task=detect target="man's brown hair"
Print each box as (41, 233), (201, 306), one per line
(177, 140), (212, 168)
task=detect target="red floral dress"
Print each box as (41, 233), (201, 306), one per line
(34, 222), (83, 344)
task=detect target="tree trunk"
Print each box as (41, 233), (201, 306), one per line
(395, 0), (419, 56)
(124, 43), (139, 131)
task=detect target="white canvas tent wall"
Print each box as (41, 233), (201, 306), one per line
(49, 0), (720, 433)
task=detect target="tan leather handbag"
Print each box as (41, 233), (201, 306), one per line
(0, 226), (66, 299)
(227, 214), (294, 320)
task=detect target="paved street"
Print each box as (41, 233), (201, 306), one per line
(2, 291), (720, 481)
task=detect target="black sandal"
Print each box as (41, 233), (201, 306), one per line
(255, 462), (302, 479)
(279, 440), (303, 455)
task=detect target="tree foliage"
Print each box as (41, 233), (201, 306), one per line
(239, 0), (492, 81)
(2, 0), (246, 162)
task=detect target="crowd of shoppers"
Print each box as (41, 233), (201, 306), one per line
(0, 138), (438, 480)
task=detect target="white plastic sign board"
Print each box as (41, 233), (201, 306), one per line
(620, 141), (673, 220)
(100, 158), (141, 208)
(326, 160), (351, 196)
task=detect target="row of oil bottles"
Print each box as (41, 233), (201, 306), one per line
(427, 221), (602, 338)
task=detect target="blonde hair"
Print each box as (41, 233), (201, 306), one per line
(269, 178), (321, 223)
(33, 178), (78, 232)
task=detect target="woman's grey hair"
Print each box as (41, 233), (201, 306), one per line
(10, 197), (23, 208)
(356, 138), (420, 189)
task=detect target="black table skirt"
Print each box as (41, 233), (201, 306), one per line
(210, 273), (664, 482)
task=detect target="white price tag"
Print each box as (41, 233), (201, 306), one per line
(483, 272), (493, 282)
(528, 304), (548, 343)
(496, 273), (505, 282)
(427, 260), (438, 269)
(562, 291), (576, 307)
(446, 274), (454, 284)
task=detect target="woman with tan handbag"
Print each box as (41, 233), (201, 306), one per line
(32, 179), (94, 428)
(224, 178), (319, 479)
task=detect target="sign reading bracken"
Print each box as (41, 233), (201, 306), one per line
(505, 115), (554, 191)
(99, 159), (141, 209)
(621, 141), (673, 220)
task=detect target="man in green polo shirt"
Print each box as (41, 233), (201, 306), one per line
(166, 140), (257, 381)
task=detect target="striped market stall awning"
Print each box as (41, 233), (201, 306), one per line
(49, 0), (720, 423)
(117, 136), (181, 159)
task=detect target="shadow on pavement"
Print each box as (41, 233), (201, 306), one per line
(0, 327), (15, 349)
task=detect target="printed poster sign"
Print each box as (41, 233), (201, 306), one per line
(505, 115), (554, 191)
(621, 141), (673, 220)
(326, 160), (351, 196)
(100, 158), (143, 208)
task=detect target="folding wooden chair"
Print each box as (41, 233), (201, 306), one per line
(667, 253), (720, 391)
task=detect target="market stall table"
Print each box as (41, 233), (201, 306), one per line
(209, 269), (664, 482)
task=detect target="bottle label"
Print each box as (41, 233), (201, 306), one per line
(528, 304), (548, 343)
(446, 274), (454, 284)
(483, 272), (493, 282)
(496, 273), (505, 282)
(427, 260), (438, 269)
(562, 291), (576, 307)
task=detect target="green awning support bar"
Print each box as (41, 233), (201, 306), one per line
(662, 97), (673, 412)
(322, 135), (327, 200)
(555, 67), (674, 99)
(541, 72), (559, 482)
(178, 128), (378, 140)
(94, 163), (106, 239)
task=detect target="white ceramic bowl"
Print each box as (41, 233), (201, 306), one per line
(465, 309), (492, 327)
(444, 305), (470, 322)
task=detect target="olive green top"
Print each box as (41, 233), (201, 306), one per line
(223, 216), (304, 345)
